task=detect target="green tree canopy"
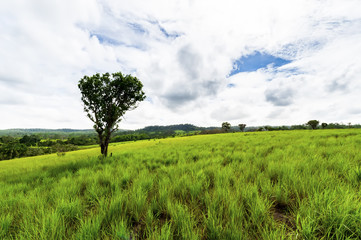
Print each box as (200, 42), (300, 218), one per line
(307, 120), (320, 130)
(78, 72), (145, 156)
(238, 124), (246, 132)
(321, 122), (328, 129)
(222, 122), (231, 132)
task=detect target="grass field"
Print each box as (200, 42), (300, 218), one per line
(1, 129), (361, 239)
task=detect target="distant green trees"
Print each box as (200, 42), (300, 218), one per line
(307, 120), (320, 130)
(0, 135), (78, 161)
(78, 72), (145, 157)
(0, 142), (27, 159)
(111, 133), (150, 143)
(0, 136), (28, 160)
(67, 135), (97, 146)
(222, 122), (231, 132)
(238, 124), (246, 132)
(19, 135), (40, 146)
(290, 125), (307, 130)
(141, 124), (200, 132)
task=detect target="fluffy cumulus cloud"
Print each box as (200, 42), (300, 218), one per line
(1, 0), (361, 129)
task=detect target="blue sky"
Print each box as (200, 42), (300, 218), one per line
(0, 0), (361, 129)
(229, 52), (292, 76)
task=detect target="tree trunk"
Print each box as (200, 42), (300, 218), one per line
(99, 137), (110, 157)
(103, 136), (110, 157)
(100, 142), (106, 156)
(97, 127), (112, 157)
(104, 144), (108, 157)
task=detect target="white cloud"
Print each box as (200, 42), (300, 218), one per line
(1, 0), (361, 129)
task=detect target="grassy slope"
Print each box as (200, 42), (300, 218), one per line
(1, 130), (361, 239)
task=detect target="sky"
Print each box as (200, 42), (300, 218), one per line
(1, 0), (361, 130)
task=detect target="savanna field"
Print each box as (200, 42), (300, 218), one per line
(1, 129), (361, 239)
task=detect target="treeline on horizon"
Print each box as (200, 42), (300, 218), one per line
(1, 122), (360, 161)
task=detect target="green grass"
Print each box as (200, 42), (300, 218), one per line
(1, 129), (361, 239)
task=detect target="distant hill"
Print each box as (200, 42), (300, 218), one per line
(137, 124), (203, 133)
(0, 128), (95, 136)
(0, 124), (211, 137)
(2, 122), (361, 138)
(3, 128), (94, 133)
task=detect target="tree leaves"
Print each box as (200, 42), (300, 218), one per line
(78, 72), (145, 156)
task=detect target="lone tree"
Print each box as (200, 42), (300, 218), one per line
(321, 122), (328, 129)
(78, 72), (145, 157)
(307, 120), (319, 130)
(222, 122), (231, 132)
(238, 123), (246, 132)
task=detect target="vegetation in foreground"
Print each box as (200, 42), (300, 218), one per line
(1, 129), (361, 239)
